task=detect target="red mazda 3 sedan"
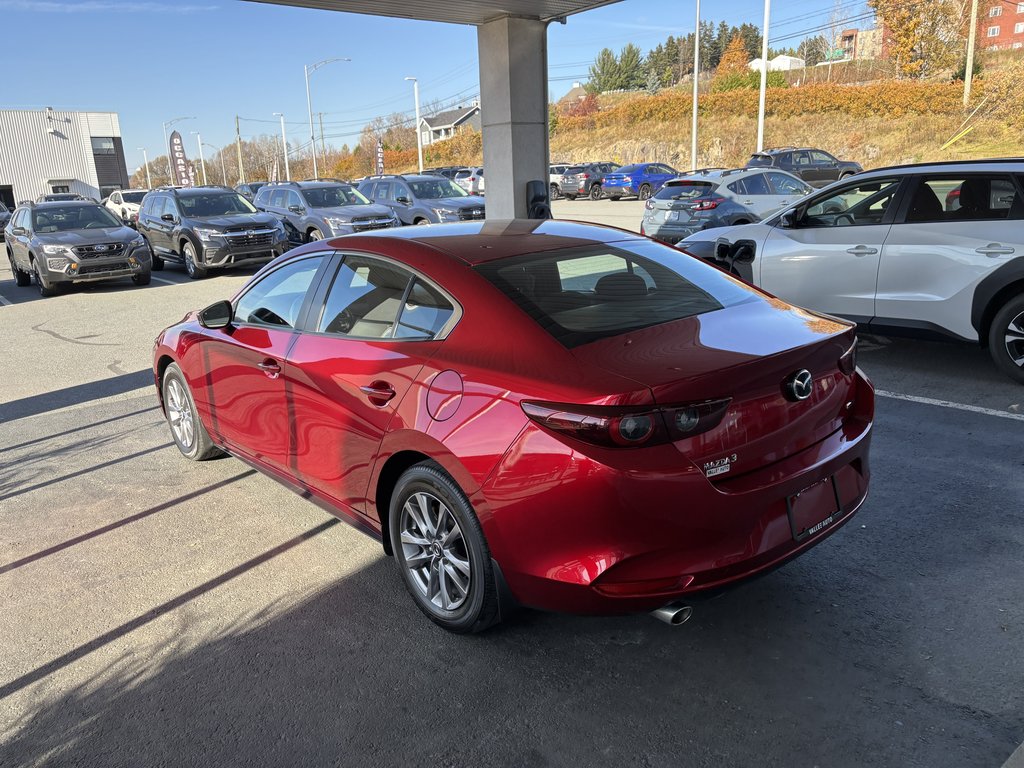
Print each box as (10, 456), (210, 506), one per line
(153, 220), (873, 633)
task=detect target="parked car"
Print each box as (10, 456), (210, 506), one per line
(746, 147), (862, 188)
(136, 185), (289, 279)
(37, 193), (87, 202)
(681, 159), (1024, 383)
(640, 176), (762, 244)
(253, 180), (399, 243)
(0, 201), (10, 230)
(454, 167), (485, 196)
(560, 162), (620, 200)
(235, 182), (269, 201)
(602, 163), (680, 200)
(4, 201), (152, 296)
(549, 163), (571, 199)
(154, 219), (873, 632)
(357, 174), (485, 225)
(103, 189), (148, 225)
(423, 166), (467, 180)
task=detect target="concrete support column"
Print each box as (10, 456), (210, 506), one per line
(477, 16), (549, 219)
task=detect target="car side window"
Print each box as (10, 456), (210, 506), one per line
(791, 151), (811, 167)
(163, 197), (179, 218)
(234, 256), (324, 329)
(392, 183), (411, 202)
(360, 182), (376, 199)
(802, 179), (900, 227)
(316, 255), (413, 338)
(727, 179), (746, 195)
(741, 174), (771, 195)
(810, 151), (834, 165)
(287, 190), (303, 209)
(376, 182), (391, 200)
(767, 172), (811, 196)
(905, 175), (1022, 223)
(393, 279), (457, 339)
(269, 189), (287, 208)
(253, 189), (270, 207)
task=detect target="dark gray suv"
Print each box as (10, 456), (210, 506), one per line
(253, 181), (398, 243)
(4, 201), (152, 296)
(357, 174), (485, 225)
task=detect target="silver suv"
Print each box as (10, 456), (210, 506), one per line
(681, 159), (1024, 383)
(253, 181), (398, 243)
(4, 201), (152, 296)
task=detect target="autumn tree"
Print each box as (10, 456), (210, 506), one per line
(870, 0), (970, 77)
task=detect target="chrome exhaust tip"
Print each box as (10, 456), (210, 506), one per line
(651, 601), (693, 626)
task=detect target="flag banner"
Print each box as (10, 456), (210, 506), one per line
(169, 130), (196, 187)
(375, 139), (384, 175)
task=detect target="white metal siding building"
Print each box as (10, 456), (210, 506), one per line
(0, 109), (130, 208)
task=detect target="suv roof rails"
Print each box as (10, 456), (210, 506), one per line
(719, 167), (748, 177)
(762, 146), (797, 153)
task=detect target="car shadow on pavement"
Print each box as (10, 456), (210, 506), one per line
(0, 370), (154, 424)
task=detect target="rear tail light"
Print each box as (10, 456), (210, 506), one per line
(521, 398), (731, 448)
(688, 197), (725, 211)
(582, 173), (591, 179)
(838, 337), (857, 374)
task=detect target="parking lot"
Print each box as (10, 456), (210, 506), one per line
(1, 207), (1022, 767)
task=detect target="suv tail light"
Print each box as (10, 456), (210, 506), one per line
(522, 399), (731, 448)
(688, 197), (725, 211)
(582, 173), (591, 179)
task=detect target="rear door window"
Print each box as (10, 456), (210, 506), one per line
(767, 172), (811, 195)
(904, 175), (1022, 223)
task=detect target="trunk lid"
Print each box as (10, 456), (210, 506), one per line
(570, 299), (857, 478)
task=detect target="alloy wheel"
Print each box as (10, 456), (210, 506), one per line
(1005, 309), (1024, 369)
(400, 491), (472, 611)
(165, 378), (195, 450)
(308, 229), (323, 241)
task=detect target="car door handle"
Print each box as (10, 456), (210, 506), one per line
(742, 200), (753, 205)
(360, 381), (396, 406)
(976, 244), (1015, 256)
(846, 246), (878, 256)
(257, 359), (281, 379)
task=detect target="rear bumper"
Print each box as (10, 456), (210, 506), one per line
(481, 371), (874, 615)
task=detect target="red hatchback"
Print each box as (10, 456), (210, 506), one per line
(153, 220), (873, 633)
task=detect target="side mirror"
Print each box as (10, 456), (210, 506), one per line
(160, 213), (175, 222)
(288, 205), (305, 214)
(198, 300), (233, 330)
(778, 209), (797, 229)
(11, 226), (26, 236)
(395, 196), (411, 205)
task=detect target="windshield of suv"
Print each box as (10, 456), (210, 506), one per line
(178, 193), (257, 217)
(408, 179), (468, 199)
(304, 185), (371, 207)
(655, 181), (716, 200)
(747, 155), (773, 167)
(122, 192), (147, 204)
(33, 205), (123, 232)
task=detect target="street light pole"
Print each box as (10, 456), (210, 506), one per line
(305, 57), (350, 179)
(161, 116), (195, 180)
(137, 147), (152, 189)
(273, 112), (290, 181)
(964, 0), (979, 107)
(405, 76), (423, 173)
(191, 131), (207, 185)
(756, 0), (771, 152)
(205, 143), (227, 185)
(691, 0), (700, 169)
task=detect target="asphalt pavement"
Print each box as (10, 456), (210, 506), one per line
(0, 224), (1022, 767)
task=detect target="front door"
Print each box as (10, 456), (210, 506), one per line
(758, 176), (903, 322)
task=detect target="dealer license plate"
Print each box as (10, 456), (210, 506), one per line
(786, 476), (841, 542)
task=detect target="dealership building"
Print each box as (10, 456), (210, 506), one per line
(0, 108), (130, 209)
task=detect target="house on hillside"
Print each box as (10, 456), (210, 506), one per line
(418, 103), (480, 146)
(840, 27), (884, 59)
(559, 82), (588, 106)
(983, 0), (1024, 50)
(748, 54), (805, 71)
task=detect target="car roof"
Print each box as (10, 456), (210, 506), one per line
(31, 200), (98, 208)
(860, 158), (1024, 175)
(286, 220), (647, 267)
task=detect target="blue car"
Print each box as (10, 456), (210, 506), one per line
(602, 163), (679, 201)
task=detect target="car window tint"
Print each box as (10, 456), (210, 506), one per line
(393, 183), (411, 202)
(393, 279), (457, 339)
(727, 180), (746, 195)
(906, 175), (1021, 223)
(287, 190), (302, 208)
(767, 172), (810, 195)
(269, 189), (286, 207)
(810, 151), (834, 164)
(477, 242), (754, 348)
(234, 256), (324, 329)
(375, 182), (391, 200)
(317, 256), (413, 338)
(803, 179), (900, 227)
(792, 151), (811, 166)
(741, 173), (771, 195)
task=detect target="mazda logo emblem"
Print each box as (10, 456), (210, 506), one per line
(784, 369), (814, 401)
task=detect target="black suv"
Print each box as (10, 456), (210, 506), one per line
(235, 182), (268, 201)
(136, 186), (289, 279)
(559, 162), (621, 200)
(745, 147), (862, 188)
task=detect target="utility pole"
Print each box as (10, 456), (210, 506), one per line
(691, 0), (700, 169)
(305, 57), (350, 179)
(318, 112), (328, 173)
(405, 76), (423, 173)
(192, 131), (208, 185)
(964, 0), (979, 107)
(756, 0), (771, 152)
(235, 115), (246, 184)
(274, 112), (290, 181)
(137, 147), (151, 188)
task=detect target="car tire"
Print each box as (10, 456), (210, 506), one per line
(9, 253), (30, 286)
(308, 228), (324, 241)
(162, 363), (222, 461)
(734, 219), (751, 225)
(589, 184), (603, 201)
(182, 239), (208, 280)
(987, 294), (1024, 384)
(389, 461), (500, 634)
(132, 269), (151, 286)
(638, 184), (652, 201)
(414, 218), (430, 225)
(549, 183), (560, 200)
(565, 195), (577, 201)
(30, 258), (58, 297)
(838, 172), (854, 180)
(609, 195), (621, 201)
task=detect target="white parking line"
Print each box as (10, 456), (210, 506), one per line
(151, 276), (180, 286)
(876, 390), (1024, 422)
(0, 292), (12, 306)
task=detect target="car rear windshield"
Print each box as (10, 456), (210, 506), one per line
(654, 181), (717, 200)
(33, 205), (122, 232)
(563, 167), (584, 175)
(179, 193), (257, 217)
(614, 164), (641, 174)
(304, 185), (370, 207)
(747, 154), (773, 167)
(409, 179), (467, 199)
(475, 240), (755, 348)
(122, 192), (147, 204)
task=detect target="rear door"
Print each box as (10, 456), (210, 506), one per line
(809, 150), (841, 185)
(876, 172), (1024, 341)
(758, 176), (904, 322)
(285, 253), (457, 517)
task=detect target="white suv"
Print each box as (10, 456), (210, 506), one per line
(454, 167), (484, 196)
(104, 189), (149, 225)
(681, 160), (1024, 383)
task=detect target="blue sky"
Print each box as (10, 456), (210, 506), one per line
(0, 0), (866, 171)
